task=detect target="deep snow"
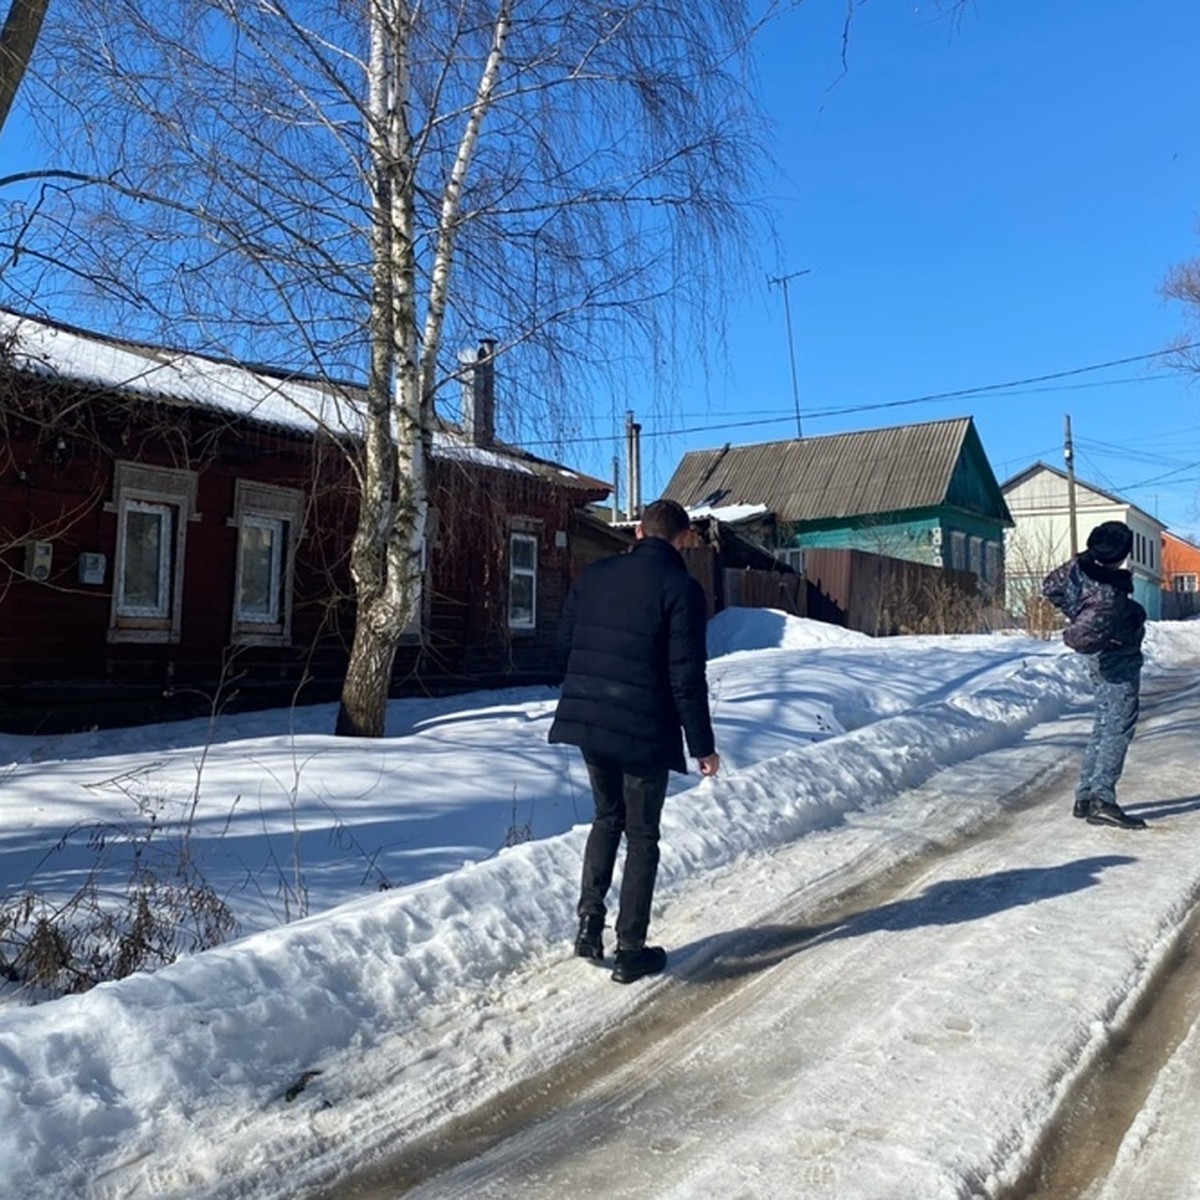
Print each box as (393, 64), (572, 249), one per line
(1, 611), (1199, 1199)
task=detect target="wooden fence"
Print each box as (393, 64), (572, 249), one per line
(805, 548), (980, 636)
(682, 543), (984, 636)
(679, 546), (805, 619)
(724, 567), (805, 615)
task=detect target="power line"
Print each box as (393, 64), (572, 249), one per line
(522, 342), (1200, 450)
(1075, 438), (1198, 471)
(1120, 460), (1200, 489)
(668, 373), (1177, 422)
(798, 344), (1199, 421)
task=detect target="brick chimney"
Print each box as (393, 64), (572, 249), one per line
(458, 339), (496, 447)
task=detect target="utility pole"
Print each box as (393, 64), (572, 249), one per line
(767, 269), (810, 438)
(1064, 414), (1079, 557)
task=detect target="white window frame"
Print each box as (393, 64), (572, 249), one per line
(106, 462), (197, 643)
(228, 481), (304, 646)
(774, 547), (805, 573)
(507, 531), (538, 630)
(1173, 573), (1198, 594)
(237, 513), (286, 625)
(117, 500), (174, 617)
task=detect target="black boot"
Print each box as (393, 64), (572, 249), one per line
(611, 943), (667, 984)
(1072, 794), (1091, 819)
(1085, 800), (1147, 830)
(574, 914), (605, 963)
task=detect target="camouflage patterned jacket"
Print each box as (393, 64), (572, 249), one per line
(1041, 552), (1145, 674)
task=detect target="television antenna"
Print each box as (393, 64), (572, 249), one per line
(767, 268), (811, 438)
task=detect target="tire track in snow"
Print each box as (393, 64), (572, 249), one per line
(327, 670), (1200, 1199)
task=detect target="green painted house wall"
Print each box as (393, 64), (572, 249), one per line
(663, 416), (1013, 601)
(783, 423), (1011, 598)
(789, 513), (941, 562)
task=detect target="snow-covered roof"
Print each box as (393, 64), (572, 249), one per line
(686, 502), (771, 524)
(1, 309), (607, 492)
(1, 309), (361, 438)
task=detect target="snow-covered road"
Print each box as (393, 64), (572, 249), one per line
(334, 669), (1200, 1200)
(5, 620), (1199, 1200)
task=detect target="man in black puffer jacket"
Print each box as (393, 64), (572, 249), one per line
(1042, 520), (1147, 830)
(549, 498), (720, 983)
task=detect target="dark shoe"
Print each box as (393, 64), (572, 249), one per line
(1073, 795), (1091, 819)
(611, 944), (667, 984)
(574, 915), (605, 963)
(1086, 800), (1147, 830)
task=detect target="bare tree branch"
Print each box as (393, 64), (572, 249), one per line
(6, 0), (771, 734)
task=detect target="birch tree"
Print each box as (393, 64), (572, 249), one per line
(3, 0), (765, 735)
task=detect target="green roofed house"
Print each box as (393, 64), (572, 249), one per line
(661, 416), (1013, 602)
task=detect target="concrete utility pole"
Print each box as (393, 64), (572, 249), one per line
(1064, 414), (1079, 557)
(767, 269), (810, 439)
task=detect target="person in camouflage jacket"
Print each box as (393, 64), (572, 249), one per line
(1042, 520), (1147, 830)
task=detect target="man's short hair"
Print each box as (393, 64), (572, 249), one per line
(640, 499), (691, 541)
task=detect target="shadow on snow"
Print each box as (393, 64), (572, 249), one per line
(680, 854), (1139, 985)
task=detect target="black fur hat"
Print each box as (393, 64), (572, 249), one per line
(1086, 521), (1133, 565)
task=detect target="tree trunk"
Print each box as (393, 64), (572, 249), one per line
(329, 5), (405, 741)
(0, 0), (49, 134)
(335, 614), (400, 737)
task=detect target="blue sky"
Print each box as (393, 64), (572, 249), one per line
(599, 1), (1200, 537)
(3, 3), (1199, 536)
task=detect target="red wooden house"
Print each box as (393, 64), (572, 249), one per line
(0, 311), (610, 732)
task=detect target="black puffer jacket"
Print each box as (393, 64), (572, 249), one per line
(548, 537), (715, 774)
(1042, 551), (1145, 677)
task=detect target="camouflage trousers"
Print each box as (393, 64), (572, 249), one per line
(1076, 661), (1141, 805)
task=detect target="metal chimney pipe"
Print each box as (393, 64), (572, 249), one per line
(475, 339), (496, 448)
(631, 418), (642, 519)
(459, 341), (497, 447)
(624, 412), (644, 520)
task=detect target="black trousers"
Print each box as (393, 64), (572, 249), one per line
(577, 753), (670, 948)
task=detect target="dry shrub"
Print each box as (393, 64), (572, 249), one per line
(0, 799), (237, 999)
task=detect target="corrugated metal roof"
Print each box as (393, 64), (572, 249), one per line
(662, 417), (978, 522)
